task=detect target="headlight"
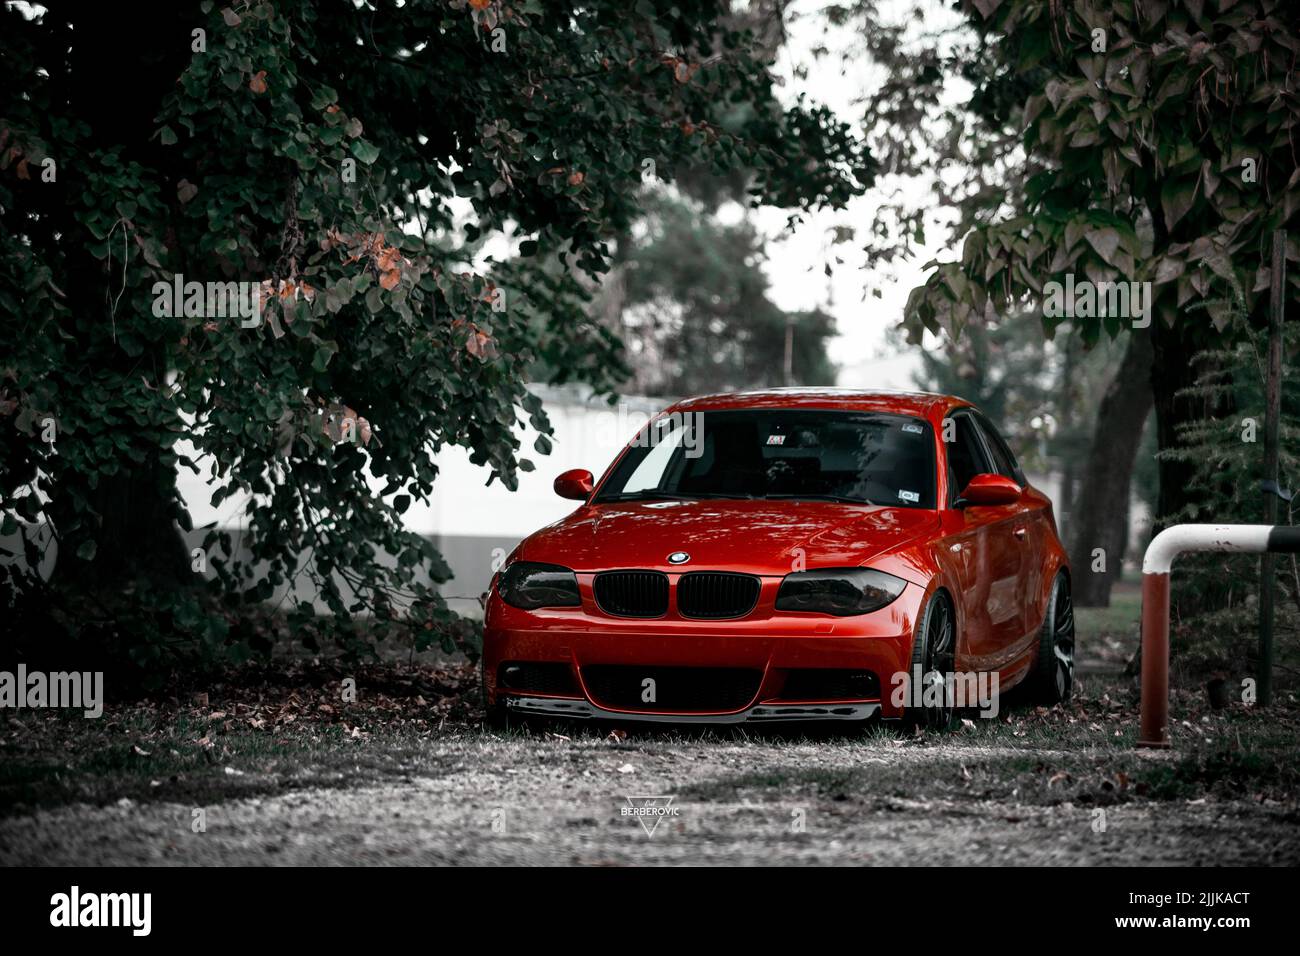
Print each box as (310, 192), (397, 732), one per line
(775, 567), (906, 616)
(497, 561), (582, 610)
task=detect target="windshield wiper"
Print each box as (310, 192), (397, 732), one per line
(764, 493), (875, 505)
(599, 490), (757, 502)
(598, 491), (693, 502)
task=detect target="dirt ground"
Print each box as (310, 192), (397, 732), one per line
(3, 704), (1299, 866)
(3, 592), (1299, 866)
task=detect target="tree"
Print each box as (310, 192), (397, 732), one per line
(1158, 301), (1300, 666)
(905, 308), (1151, 598)
(617, 192), (838, 395)
(900, 0), (1299, 529)
(830, 0), (1157, 604)
(0, 0), (870, 664)
(1066, 330), (1153, 605)
(909, 310), (1058, 452)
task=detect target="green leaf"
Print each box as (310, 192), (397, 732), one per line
(350, 139), (381, 165)
(1084, 227), (1121, 267)
(1155, 255), (1186, 285)
(310, 85), (339, 110)
(1160, 178), (1198, 231)
(311, 341), (339, 372)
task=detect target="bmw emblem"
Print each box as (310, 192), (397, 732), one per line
(667, 551), (690, 565)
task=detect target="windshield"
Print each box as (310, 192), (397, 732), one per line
(594, 409), (936, 509)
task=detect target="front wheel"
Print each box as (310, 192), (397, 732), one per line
(906, 590), (957, 730)
(1030, 573), (1075, 705)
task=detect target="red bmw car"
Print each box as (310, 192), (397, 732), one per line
(482, 389), (1073, 728)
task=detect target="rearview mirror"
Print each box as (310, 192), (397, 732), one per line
(958, 473), (1022, 507)
(554, 468), (595, 501)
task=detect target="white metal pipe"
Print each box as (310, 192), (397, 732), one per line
(1138, 522), (1297, 747)
(1142, 524), (1273, 575)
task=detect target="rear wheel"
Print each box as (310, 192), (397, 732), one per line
(1031, 573), (1075, 705)
(906, 590), (957, 730)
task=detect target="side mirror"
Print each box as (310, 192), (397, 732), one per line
(957, 473), (1022, 507)
(554, 468), (595, 501)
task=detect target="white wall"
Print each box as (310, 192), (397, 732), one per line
(170, 385), (670, 615)
(410, 387), (668, 539)
(174, 385), (669, 539)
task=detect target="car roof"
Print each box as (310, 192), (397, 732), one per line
(664, 387), (973, 418)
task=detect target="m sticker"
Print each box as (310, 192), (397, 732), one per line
(766, 434), (786, 445)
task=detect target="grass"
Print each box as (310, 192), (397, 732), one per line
(1074, 584), (1141, 673)
(0, 708), (455, 815)
(1075, 584), (1142, 638)
(0, 659), (480, 817)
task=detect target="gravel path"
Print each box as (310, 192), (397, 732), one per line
(3, 732), (1295, 865)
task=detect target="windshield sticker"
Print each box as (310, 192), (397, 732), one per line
(898, 489), (920, 503)
(766, 434), (786, 445)
(902, 423), (924, 434)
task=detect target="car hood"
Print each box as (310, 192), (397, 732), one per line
(515, 499), (940, 577)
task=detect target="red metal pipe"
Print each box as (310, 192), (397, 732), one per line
(1138, 572), (1171, 748)
(1137, 524), (1296, 748)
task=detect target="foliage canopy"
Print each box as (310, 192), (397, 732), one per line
(0, 0), (870, 663)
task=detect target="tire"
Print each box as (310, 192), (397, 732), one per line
(480, 660), (510, 731)
(1030, 572), (1075, 705)
(906, 590), (958, 731)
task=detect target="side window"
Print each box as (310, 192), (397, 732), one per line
(946, 414), (991, 503)
(974, 413), (1025, 485)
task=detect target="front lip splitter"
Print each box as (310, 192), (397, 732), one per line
(503, 695), (880, 723)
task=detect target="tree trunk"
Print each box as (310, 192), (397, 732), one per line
(47, 1), (195, 590)
(1149, 321), (1206, 530)
(1056, 469), (1076, 550)
(1068, 329), (1154, 606)
(1053, 331), (1081, 549)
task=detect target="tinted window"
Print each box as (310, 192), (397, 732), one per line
(946, 414), (991, 502)
(974, 413), (1025, 484)
(596, 410), (937, 509)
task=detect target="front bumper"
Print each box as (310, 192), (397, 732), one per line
(506, 696), (880, 723)
(484, 579), (924, 722)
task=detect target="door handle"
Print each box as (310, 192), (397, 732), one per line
(1014, 527), (1027, 539)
